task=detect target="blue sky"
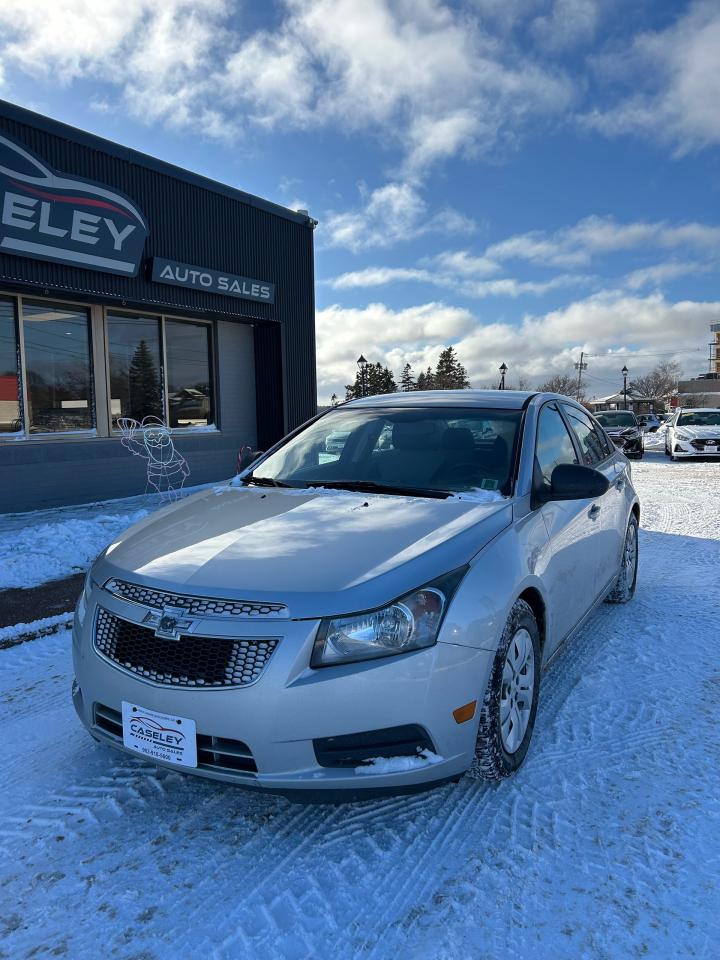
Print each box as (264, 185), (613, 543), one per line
(1, 0), (719, 401)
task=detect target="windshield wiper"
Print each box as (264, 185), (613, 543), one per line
(307, 479), (451, 500)
(241, 475), (293, 488)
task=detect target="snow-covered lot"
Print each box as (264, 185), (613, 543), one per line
(1, 453), (718, 959)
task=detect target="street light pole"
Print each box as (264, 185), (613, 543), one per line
(357, 355), (368, 398)
(499, 362), (507, 390)
(622, 365), (629, 411)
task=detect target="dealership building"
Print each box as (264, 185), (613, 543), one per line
(0, 100), (317, 513)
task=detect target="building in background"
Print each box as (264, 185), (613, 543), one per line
(586, 392), (660, 415)
(676, 320), (720, 408)
(0, 101), (317, 512)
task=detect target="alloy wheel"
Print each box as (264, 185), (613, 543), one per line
(500, 628), (535, 754)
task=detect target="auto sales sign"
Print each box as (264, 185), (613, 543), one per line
(0, 134), (148, 277)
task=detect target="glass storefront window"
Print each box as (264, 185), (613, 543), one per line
(107, 313), (163, 427)
(0, 298), (22, 434)
(22, 301), (93, 433)
(166, 320), (214, 428)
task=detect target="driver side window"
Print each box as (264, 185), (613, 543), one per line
(535, 405), (578, 488)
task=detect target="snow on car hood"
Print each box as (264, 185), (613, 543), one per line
(674, 424), (720, 439)
(97, 485), (512, 618)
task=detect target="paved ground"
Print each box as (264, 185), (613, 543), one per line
(0, 452), (718, 959)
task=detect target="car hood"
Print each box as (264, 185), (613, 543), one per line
(674, 424), (720, 438)
(97, 485), (512, 618)
(604, 426), (639, 435)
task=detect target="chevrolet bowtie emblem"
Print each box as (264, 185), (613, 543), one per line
(143, 606), (193, 640)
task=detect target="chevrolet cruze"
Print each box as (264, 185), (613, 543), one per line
(73, 391), (640, 798)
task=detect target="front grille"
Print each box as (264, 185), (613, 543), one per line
(691, 438), (720, 450)
(94, 608), (278, 687)
(104, 578), (288, 619)
(93, 703), (257, 775)
(314, 724), (436, 768)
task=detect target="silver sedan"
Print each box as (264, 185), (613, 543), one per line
(72, 391), (640, 798)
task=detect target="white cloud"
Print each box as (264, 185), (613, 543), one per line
(531, 0), (600, 51)
(322, 182), (474, 252)
(315, 292), (718, 400)
(0, 0), (574, 173)
(583, 1), (720, 152)
(484, 215), (720, 267)
(623, 261), (714, 291)
(326, 264), (590, 299)
(328, 267), (436, 290)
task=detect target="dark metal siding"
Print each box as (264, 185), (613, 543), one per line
(0, 100), (316, 442)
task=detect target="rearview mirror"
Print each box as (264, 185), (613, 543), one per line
(546, 463), (610, 501)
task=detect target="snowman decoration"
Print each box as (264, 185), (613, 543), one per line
(118, 416), (190, 500)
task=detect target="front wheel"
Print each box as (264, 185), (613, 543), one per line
(606, 513), (639, 603)
(468, 599), (541, 781)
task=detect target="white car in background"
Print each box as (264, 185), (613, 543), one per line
(665, 409), (720, 460)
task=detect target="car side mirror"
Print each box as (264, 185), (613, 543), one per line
(545, 463), (610, 502)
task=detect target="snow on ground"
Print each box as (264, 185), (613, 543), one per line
(0, 452), (718, 959)
(0, 484), (212, 589)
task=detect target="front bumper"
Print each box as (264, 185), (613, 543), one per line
(672, 439), (720, 457)
(72, 591), (492, 797)
(609, 434), (643, 456)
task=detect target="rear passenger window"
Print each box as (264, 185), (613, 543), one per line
(563, 406), (607, 465)
(535, 404), (578, 487)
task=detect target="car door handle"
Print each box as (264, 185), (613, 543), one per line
(615, 477), (625, 491)
(588, 504), (601, 520)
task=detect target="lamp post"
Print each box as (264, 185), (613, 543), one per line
(357, 354), (368, 398)
(622, 365), (629, 411)
(499, 362), (507, 390)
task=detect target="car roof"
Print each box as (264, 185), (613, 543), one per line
(343, 389), (540, 410)
(676, 407), (720, 413)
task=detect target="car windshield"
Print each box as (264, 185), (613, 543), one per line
(248, 406), (522, 496)
(678, 410), (720, 426)
(595, 412), (637, 427)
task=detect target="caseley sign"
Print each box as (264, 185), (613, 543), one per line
(0, 134), (148, 277)
(151, 257), (275, 305)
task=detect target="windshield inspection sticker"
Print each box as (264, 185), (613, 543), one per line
(121, 702), (197, 768)
(480, 478), (499, 490)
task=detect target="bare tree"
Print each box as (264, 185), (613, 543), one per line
(629, 361), (682, 405)
(536, 373), (584, 400)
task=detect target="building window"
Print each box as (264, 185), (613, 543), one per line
(0, 298), (22, 434)
(22, 301), (94, 434)
(107, 313), (163, 427)
(166, 319), (214, 428)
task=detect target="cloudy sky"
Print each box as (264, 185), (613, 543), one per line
(2, 0), (719, 401)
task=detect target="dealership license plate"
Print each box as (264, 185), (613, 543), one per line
(121, 702), (197, 768)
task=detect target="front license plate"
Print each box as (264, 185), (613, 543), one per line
(122, 701), (197, 768)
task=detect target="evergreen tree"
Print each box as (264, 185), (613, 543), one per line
(434, 345), (471, 389)
(400, 362), (416, 391)
(330, 393), (339, 406)
(345, 360), (397, 398)
(416, 367), (436, 390)
(128, 339), (162, 420)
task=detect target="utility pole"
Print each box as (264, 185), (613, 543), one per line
(574, 351), (587, 401)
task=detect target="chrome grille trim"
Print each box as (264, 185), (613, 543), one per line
(103, 578), (288, 619)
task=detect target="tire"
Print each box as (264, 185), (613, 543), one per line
(606, 513), (639, 604)
(467, 599), (541, 781)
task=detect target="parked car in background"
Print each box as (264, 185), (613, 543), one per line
(665, 408), (720, 460)
(594, 411), (644, 459)
(73, 391), (639, 798)
(636, 413), (661, 433)
(325, 430), (351, 455)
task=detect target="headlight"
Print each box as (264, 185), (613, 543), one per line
(675, 430), (691, 441)
(311, 569), (466, 667)
(77, 570), (98, 624)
